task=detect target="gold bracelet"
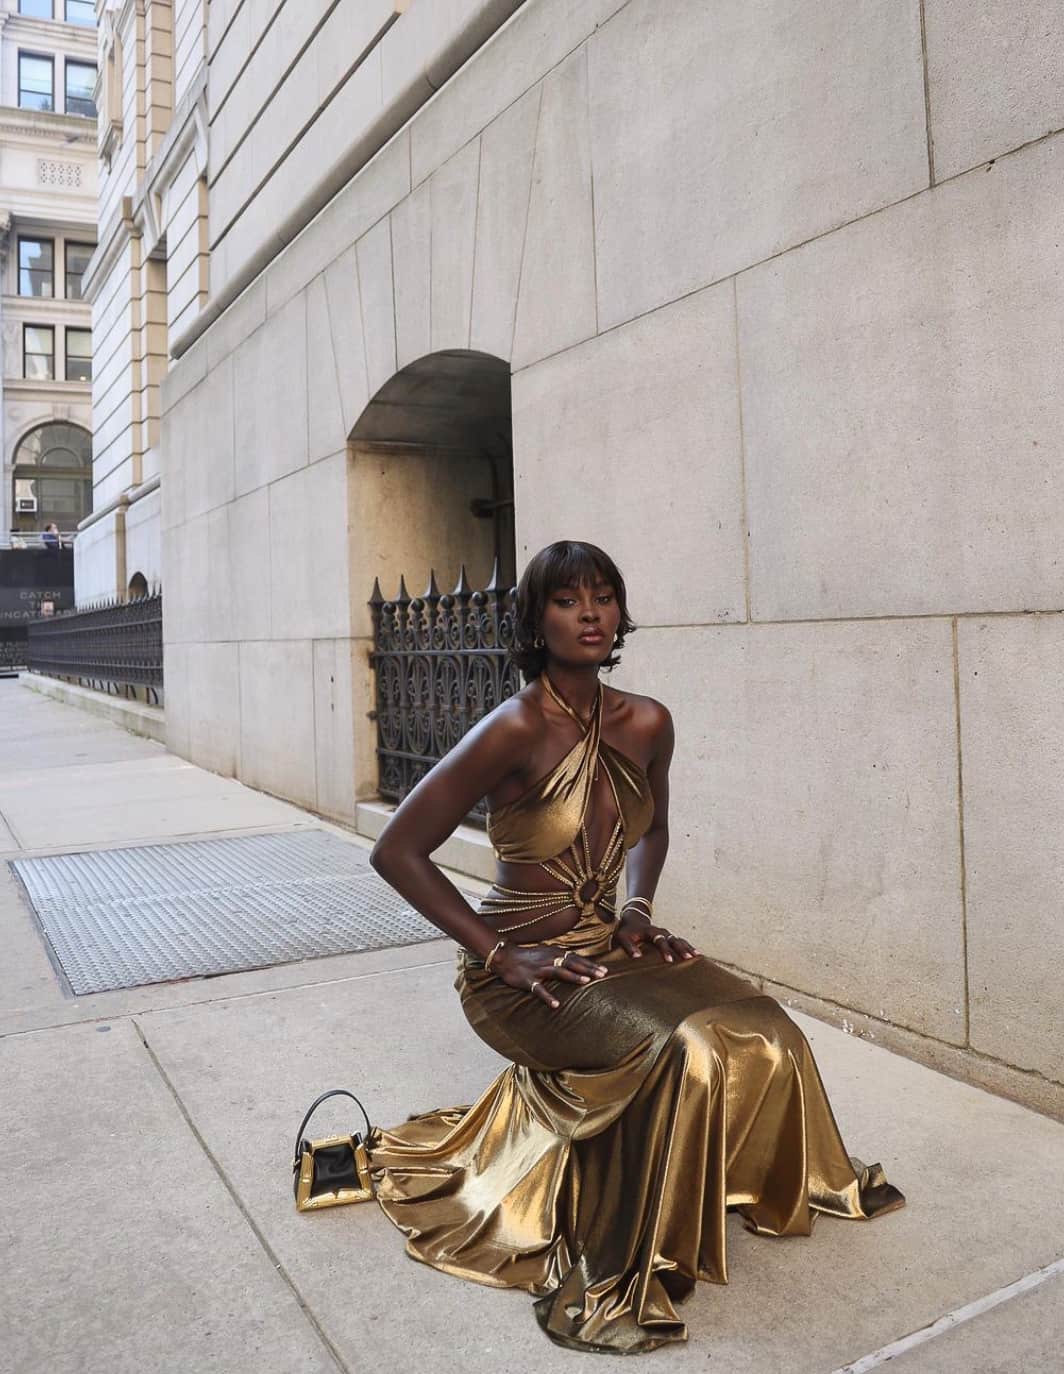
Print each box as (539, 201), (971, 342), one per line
(484, 938), (507, 973)
(621, 896), (654, 921)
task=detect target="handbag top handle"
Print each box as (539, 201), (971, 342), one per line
(294, 1089), (372, 1159)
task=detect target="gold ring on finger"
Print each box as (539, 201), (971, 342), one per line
(529, 980), (543, 994)
(652, 934), (669, 944)
(552, 954), (568, 969)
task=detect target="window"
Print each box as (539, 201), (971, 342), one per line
(65, 328), (92, 382)
(19, 1), (53, 18)
(65, 241), (93, 299)
(65, 60), (96, 117)
(18, 238), (54, 297)
(18, 53), (54, 111)
(12, 422), (93, 533)
(65, 0), (96, 24)
(23, 326), (55, 380)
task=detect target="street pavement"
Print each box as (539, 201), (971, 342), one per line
(1, 678), (1062, 1374)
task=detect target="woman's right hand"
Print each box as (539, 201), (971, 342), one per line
(492, 942), (608, 1009)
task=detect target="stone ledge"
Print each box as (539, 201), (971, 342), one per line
(20, 675), (166, 745)
(355, 799), (495, 884)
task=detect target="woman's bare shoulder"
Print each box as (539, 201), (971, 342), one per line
(604, 684), (673, 744)
(466, 686), (544, 749)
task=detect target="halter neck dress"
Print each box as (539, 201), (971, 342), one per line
(369, 679), (904, 1355)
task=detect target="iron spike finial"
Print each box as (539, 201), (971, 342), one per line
(423, 568), (440, 600)
(453, 564), (470, 597)
(396, 574), (410, 604)
(369, 576), (384, 607)
(485, 556), (503, 592)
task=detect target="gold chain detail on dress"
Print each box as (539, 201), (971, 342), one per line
(482, 673), (624, 934)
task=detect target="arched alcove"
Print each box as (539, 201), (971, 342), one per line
(347, 350), (516, 812)
(349, 350), (514, 600)
(128, 571), (149, 599)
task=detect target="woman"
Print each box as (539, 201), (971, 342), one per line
(368, 540), (903, 1355)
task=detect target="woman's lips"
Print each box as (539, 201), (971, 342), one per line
(578, 632), (605, 643)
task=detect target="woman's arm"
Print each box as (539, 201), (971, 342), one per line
(369, 701), (537, 961)
(615, 702), (698, 963)
(371, 700), (611, 1007)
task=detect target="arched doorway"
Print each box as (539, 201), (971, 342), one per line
(12, 422), (92, 534)
(349, 350), (515, 815)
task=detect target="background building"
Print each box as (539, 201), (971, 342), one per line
(0, 0), (97, 546)
(74, 0), (207, 602)
(83, 0), (1064, 1120)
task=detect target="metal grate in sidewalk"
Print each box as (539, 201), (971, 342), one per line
(10, 828), (447, 995)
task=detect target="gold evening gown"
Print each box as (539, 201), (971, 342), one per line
(369, 683), (904, 1354)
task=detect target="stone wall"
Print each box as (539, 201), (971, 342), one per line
(160, 0), (1064, 1115)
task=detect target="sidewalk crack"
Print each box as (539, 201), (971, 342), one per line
(831, 1256), (1064, 1372)
(0, 803), (25, 850)
(131, 1017), (351, 1374)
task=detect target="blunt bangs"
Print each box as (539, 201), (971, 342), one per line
(509, 540), (637, 682)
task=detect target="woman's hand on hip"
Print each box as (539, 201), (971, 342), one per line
(493, 942), (608, 1010)
(615, 913), (699, 964)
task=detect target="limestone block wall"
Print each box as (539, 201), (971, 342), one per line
(87, 264), (136, 524)
(201, 0), (527, 327)
(71, 511), (119, 602)
(123, 484), (161, 588)
(164, 140), (208, 339)
(173, 0), (205, 106)
(97, 2), (144, 232)
(160, 0), (1064, 1115)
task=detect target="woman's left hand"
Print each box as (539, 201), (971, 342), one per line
(615, 913), (699, 963)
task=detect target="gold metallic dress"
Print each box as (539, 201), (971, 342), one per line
(369, 684), (904, 1354)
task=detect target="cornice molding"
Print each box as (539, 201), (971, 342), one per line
(75, 471), (159, 534)
(3, 378), (92, 403)
(2, 13), (100, 54)
(1, 293), (94, 322)
(0, 108), (97, 146)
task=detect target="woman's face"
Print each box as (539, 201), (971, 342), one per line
(539, 576), (621, 666)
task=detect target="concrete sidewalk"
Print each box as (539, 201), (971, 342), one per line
(1, 677), (1061, 1374)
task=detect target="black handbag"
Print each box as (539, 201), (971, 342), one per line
(292, 1089), (376, 1212)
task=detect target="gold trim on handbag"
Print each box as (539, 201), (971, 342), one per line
(292, 1089), (376, 1212)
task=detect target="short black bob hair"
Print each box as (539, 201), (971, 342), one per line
(510, 540), (636, 682)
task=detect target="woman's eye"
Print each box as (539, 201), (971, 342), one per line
(597, 594), (614, 604)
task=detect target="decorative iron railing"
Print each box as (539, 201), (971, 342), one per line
(369, 560), (520, 819)
(27, 591), (163, 702)
(0, 628), (27, 672)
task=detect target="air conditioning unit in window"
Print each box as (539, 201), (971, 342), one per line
(16, 497), (38, 513)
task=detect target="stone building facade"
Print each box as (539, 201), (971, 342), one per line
(0, 0), (97, 544)
(156, 0), (1062, 1116)
(75, 0), (208, 601)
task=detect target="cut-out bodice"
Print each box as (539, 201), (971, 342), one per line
(486, 679), (655, 865)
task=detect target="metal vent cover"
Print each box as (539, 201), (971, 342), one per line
(11, 828), (447, 995)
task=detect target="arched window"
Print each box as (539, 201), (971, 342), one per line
(128, 571), (148, 599)
(12, 422), (92, 533)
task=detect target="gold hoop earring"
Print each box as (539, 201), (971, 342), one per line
(534, 635), (545, 649)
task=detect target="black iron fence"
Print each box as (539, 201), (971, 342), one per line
(27, 591), (163, 702)
(369, 561), (520, 819)
(0, 628), (27, 672)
